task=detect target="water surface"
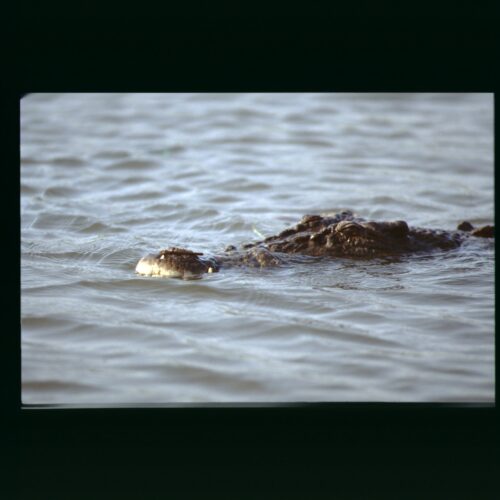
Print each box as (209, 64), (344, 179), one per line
(21, 93), (494, 403)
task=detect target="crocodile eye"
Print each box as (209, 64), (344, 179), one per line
(301, 214), (323, 224)
(335, 220), (365, 235)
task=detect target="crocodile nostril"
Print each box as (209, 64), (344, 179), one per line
(310, 233), (326, 245)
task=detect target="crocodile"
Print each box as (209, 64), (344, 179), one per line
(135, 211), (494, 279)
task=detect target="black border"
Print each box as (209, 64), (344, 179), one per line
(10, 5), (498, 499)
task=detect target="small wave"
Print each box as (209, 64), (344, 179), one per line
(21, 156), (42, 165)
(23, 380), (99, 393)
(92, 150), (131, 160)
(289, 138), (335, 148)
(23, 250), (96, 261)
(22, 316), (76, 330)
(109, 190), (165, 202)
(21, 183), (38, 194)
(208, 134), (270, 145)
(387, 130), (415, 139)
(30, 213), (121, 235)
(43, 186), (82, 198)
(284, 112), (321, 124)
(51, 156), (85, 166)
(119, 175), (155, 185)
(207, 194), (243, 204)
(106, 159), (161, 171)
(150, 144), (186, 155)
(80, 221), (125, 234)
(98, 248), (141, 266)
(214, 178), (271, 192)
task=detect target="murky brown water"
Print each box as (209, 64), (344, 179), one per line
(21, 93), (494, 403)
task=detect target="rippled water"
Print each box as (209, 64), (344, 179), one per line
(21, 93), (494, 404)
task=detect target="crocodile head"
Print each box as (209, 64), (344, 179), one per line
(135, 247), (219, 279)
